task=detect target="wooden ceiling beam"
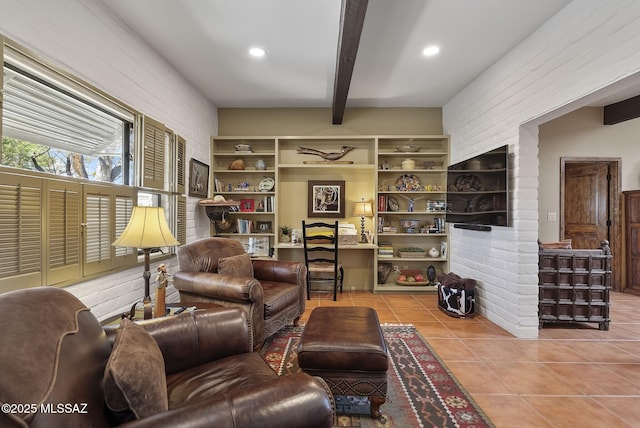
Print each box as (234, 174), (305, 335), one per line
(604, 94), (640, 125)
(332, 0), (368, 125)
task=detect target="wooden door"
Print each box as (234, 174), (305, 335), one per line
(563, 162), (610, 249)
(624, 191), (640, 295)
(561, 158), (622, 291)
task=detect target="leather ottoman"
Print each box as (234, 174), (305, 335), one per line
(298, 306), (388, 418)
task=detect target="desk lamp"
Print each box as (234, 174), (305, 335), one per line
(353, 198), (373, 243)
(112, 206), (180, 319)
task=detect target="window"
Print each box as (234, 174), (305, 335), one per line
(0, 38), (184, 292)
(2, 44), (134, 184)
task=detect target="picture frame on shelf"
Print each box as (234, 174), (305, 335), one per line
(256, 221), (272, 233)
(189, 158), (209, 198)
(308, 180), (345, 218)
(240, 199), (255, 212)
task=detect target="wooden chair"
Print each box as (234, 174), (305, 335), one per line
(302, 221), (344, 301)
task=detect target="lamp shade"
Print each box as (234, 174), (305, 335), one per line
(353, 200), (373, 217)
(112, 206), (180, 249)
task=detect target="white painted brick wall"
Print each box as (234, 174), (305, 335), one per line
(444, 0), (640, 337)
(1, 0), (215, 320)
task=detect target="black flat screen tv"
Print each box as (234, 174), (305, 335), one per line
(445, 145), (510, 230)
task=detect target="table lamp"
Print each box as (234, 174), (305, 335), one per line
(112, 206), (180, 319)
(353, 198), (373, 243)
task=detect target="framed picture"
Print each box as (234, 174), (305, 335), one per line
(240, 199), (255, 212)
(256, 221), (272, 233)
(189, 158), (209, 198)
(308, 180), (345, 218)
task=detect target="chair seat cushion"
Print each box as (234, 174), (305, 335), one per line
(261, 281), (300, 318)
(165, 352), (278, 408)
(308, 262), (341, 273)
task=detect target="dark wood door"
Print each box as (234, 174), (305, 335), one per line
(563, 162), (610, 249)
(624, 191), (640, 295)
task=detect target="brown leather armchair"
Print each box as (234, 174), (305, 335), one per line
(173, 237), (307, 348)
(0, 287), (333, 428)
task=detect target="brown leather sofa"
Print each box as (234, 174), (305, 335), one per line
(0, 287), (333, 428)
(174, 237), (307, 348)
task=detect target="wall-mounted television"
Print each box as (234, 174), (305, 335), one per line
(446, 145), (510, 230)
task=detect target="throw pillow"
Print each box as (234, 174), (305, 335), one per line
(218, 252), (254, 278)
(103, 318), (168, 422)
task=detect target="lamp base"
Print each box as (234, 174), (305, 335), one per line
(143, 296), (152, 319)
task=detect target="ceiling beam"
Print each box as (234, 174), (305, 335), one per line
(332, 0), (368, 125)
(604, 94), (640, 125)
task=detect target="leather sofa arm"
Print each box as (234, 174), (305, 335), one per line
(173, 271), (264, 304)
(105, 308), (253, 374)
(119, 373), (334, 428)
(252, 259), (307, 286)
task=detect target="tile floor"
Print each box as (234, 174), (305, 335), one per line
(301, 290), (640, 428)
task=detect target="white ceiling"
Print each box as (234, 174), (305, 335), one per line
(101, 0), (574, 109)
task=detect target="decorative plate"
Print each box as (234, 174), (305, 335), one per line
(387, 196), (399, 211)
(258, 177), (275, 191)
(395, 174), (424, 191)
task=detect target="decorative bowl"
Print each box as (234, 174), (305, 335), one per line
(396, 145), (420, 153)
(400, 219), (420, 229)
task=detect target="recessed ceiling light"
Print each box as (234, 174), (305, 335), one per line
(422, 45), (440, 57)
(249, 47), (266, 57)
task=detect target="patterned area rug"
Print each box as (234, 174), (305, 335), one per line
(261, 324), (494, 428)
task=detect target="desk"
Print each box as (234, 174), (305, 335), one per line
(276, 243), (377, 291)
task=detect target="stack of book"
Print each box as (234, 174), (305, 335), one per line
(236, 219), (253, 234)
(378, 242), (394, 259)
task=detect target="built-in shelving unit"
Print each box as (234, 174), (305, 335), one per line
(210, 134), (450, 292)
(374, 136), (450, 292)
(210, 137), (277, 257)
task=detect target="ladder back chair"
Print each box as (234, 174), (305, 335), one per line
(301, 221), (344, 301)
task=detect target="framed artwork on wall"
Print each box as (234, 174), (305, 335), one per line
(308, 180), (345, 218)
(189, 158), (209, 198)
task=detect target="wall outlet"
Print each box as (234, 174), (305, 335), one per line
(547, 212), (557, 221)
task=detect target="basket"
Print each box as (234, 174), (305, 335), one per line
(395, 269), (429, 286)
(398, 251), (426, 258)
(338, 234), (358, 245)
(396, 279), (430, 286)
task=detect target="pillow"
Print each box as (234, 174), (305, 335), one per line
(218, 253), (254, 278)
(103, 318), (168, 422)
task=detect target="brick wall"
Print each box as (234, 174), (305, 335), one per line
(0, 0), (215, 320)
(443, 0), (640, 337)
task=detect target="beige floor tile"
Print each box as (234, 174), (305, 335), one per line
(544, 362), (640, 395)
(523, 396), (631, 428)
(470, 394), (554, 428)
(486, 362), (582, 395)
(446, 361), (516, 394)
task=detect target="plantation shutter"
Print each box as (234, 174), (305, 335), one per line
(0, 175), (42, 292)
(177, 196), (186, 246)
(142, 116), (165, 189)
(83, 184), (113, 276)
(46, 180), (81, 285)
(114, 187), (137, 268)
(176, 136), (186, 194)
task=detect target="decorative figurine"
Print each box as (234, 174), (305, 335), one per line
(297, 146), (354, 161)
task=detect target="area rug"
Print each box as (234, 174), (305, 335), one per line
(261, 324), (494, 428)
